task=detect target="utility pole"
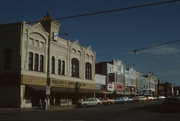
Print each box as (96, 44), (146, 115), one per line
(74, 82), (81, 105)
(45, 33), (51, 110)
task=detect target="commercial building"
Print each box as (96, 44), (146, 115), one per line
(173, 86), (180, 96)
(124, 66), (136, 95)
(96, 59), (125, 95)
(96, 59), (159, 96)
(135, 71), (143, 95)
(158, 82), (173, 97)
(144, 73), (158, 96)
(0, 13), (99, 108)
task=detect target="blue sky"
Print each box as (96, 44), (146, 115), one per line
(0, 0), (180, 86)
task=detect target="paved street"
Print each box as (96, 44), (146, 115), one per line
(0, 101), (180, 121)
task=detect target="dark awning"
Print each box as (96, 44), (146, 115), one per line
(26, 85), (102, 94)
(52, 87), (102, 94)
(27, 85), (46, 91)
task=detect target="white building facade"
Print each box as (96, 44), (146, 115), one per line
(0, 13), (98, 108)
(125, 67), (136, 95)
(96, 59), (125, 94)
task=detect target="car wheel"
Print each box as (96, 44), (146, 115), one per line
(83, 104), (87, 108)
(97, 103), (102, 107)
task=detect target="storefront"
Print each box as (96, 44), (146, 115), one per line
(22, 75), (101, 107)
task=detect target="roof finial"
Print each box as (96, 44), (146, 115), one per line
(46, 10), (50, 17)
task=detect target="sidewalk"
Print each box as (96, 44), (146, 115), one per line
(50, 105), (76, 111)
(0, 105), (76, 112)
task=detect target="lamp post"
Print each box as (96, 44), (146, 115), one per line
(45, 32), (51, 111)
(45, 33), (69, 110)
(74, 82), (81, 105)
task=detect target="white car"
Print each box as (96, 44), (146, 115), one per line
(133, 96), (146, 102)
(78, 98), (102, 108)
(158, 96), (166, 99)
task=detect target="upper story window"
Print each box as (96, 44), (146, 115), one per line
(51, 56), (55, 74)
(40, 55), (44, 72)
(29, 38), (34, 45)
(62, 60), (65, 75)
(4, 49), (13, 70)
(34, 53), (39, 71)
(39, 42), (44, 48)
(90, 55), (93, 60)
(28, 52), (33, 70)
(85, 62), (92, 79)
(58, 59), (61, 75)
(71, 58), (79, 77)
(34, 40), (39, 47)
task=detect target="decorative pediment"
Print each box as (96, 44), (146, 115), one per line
(31, 23), (48, 37)
(71, 40), (82, 50)
(86, 45), (93, 51)
(30, 32), (46, 42)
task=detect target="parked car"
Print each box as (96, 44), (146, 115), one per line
(127, 97), (133, 103)
(158, 96), (166, 100)
(78, 98), (102, 108)
(146, 96), (154, 101)
(133, 96), (146, 102)
(99, 98), (114, 106)
(108, 98), (115, 104)
(114, 97), (130, 103)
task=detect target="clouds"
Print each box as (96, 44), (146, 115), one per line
(145, 45), (180, 56)
(156, 69), (179, 76)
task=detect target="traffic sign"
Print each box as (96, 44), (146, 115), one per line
(46, 86), (51, 95)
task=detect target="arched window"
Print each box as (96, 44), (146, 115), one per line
(40, 55), (44, 72)
(34, 53), (39, 71)
(62, 60), (65, 75)
(85, 62), (92, 79)
(28, 52), (33, 70)
(58, 59), (61, 75)
(71, 58), (79, 77)
(51, 56), (55, 74)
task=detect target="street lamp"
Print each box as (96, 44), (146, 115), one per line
(74, 82), (81, 105)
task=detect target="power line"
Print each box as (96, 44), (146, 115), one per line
(54, 0), (180, 20)
(134, 39), (180, 52)
(97, 39), (180, 56)
(26, 0), (180, 24)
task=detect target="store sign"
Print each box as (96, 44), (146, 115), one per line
(51, 79), (96, 89)
(107, 83), (114, 91)
(114, 82), (123, 91)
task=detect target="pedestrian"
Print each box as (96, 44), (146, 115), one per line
(38, 99), (42, 109)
